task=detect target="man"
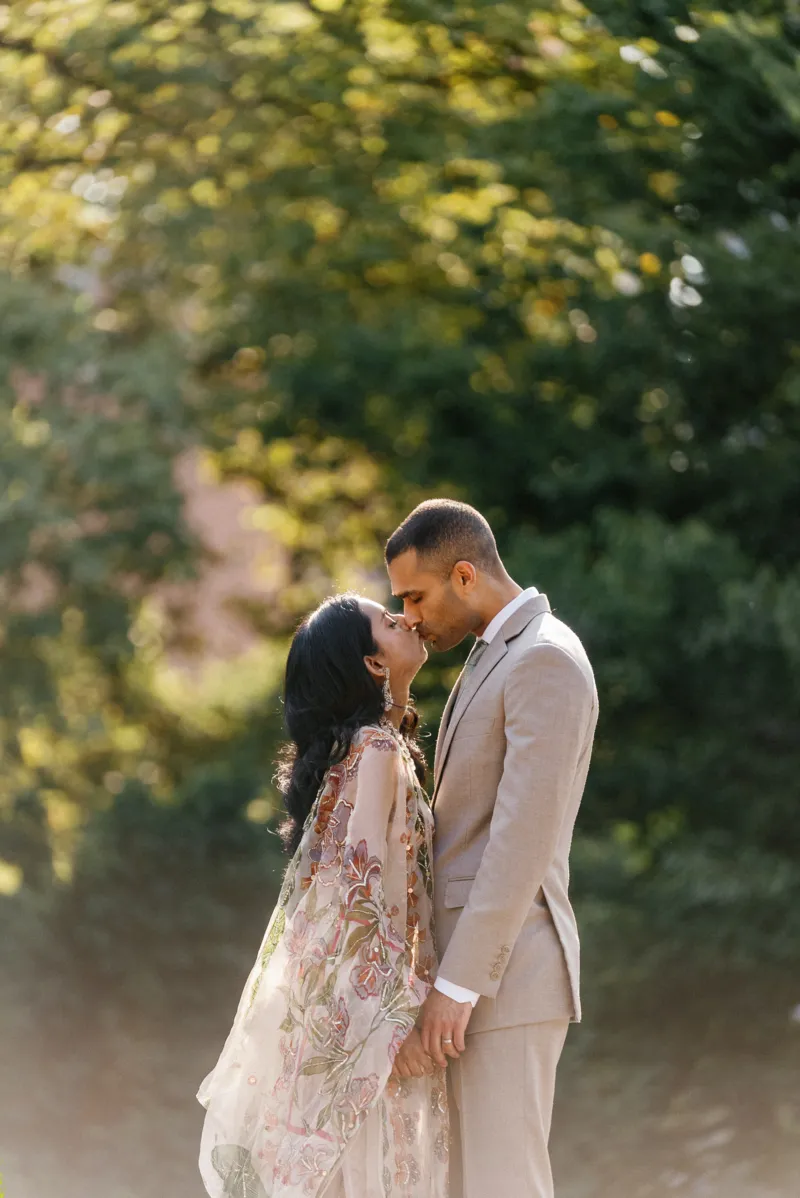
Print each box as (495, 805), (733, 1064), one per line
(385, 499), (598, 1198)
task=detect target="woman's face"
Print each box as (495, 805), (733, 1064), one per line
(359, 598), (428, 684)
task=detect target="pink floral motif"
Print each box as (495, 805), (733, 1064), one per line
(285, 911), (314, 961)
(332, 1073), (380, 1136)
(257, 1138), (280, 1173)
(401, 1111), (420, 1144)
(319, 995), (350, 1048)
(351, 940), (396, 999)
(283, 906), (334, 986)
(309, 785), (351, 883)
(355, 727), (397, 758)
(332, 995), (350, 1042)
(293, 1143), (336, 1192)
(313, 785), (337, 837)
(343, 838), (383, 906)
(273, 1033), (299, 1093)
(388, 1023), (408, 1064)
(395, 1152), (422, 1186)
(302, 936), (330, 975)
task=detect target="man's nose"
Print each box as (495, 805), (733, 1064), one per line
(402, 606), (420, 630)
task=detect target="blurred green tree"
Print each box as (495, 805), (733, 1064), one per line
(1, 0), (799, 878)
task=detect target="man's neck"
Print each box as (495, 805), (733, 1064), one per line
(474, 579), (523, 638)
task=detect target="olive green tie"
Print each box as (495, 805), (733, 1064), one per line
(444, 638), (489, 732)
(461, 637), (489, 685)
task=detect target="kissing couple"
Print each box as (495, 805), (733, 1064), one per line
(197, 499), (598, 1198)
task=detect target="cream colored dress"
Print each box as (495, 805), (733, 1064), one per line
(197, 723), (449, 1198)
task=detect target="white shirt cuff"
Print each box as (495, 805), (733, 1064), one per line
(434, 975), (480, 1007)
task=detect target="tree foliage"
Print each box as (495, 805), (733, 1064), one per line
(1, 0), (799, 891)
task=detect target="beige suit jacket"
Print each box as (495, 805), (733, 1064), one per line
(431, 593), (598, 1035)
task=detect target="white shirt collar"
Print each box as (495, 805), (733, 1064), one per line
(480, 586), (540, 644)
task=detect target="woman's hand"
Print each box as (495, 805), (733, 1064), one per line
(390, 1027), (436, 1080)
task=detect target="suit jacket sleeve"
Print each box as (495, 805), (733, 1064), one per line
(435, 642), (595, 997)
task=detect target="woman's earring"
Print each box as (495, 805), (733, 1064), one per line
(382, 667), (393, 712)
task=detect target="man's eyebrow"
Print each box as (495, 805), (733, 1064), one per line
(392, 589), (414, 600)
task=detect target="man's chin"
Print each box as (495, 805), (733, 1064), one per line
(423, 635), (452, 653)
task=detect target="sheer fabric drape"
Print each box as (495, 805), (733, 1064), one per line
(197, 724), (449, 1198)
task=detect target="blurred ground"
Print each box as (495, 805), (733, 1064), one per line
(552, 965), (800, 1197)
(1, 884), (798, 1198)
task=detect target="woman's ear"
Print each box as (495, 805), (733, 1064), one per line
(363, 655), (386, 681)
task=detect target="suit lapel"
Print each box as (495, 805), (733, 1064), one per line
(434, 680), (461, 780)
(434, 636), (504, 786)
(432, 593), (551, 807)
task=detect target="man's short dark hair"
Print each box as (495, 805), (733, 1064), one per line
(385, 499), (502, 576)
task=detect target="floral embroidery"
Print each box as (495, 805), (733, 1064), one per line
(352, 939), (398, 1000)
(210, 1144), (268, 1198)
(343, 838), (386, 909)
(416, 813), (434, 901)
(316, 995), (350, 1049)
(246, 906), (285, 1012)
(333, 1073), (380, 1136)
(197, 725), (448, 1198)
(285, 910), (314, 960)
(274, 1033), (299, 1094)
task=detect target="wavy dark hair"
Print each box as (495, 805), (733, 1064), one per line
(275, 593), (426, 857)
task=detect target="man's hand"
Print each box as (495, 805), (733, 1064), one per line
(418, 988), (473, 1069)
(390, 1027), (435, 1080)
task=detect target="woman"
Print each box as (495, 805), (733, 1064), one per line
(196, 593), (449, 1198)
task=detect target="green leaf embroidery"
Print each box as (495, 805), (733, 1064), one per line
(342, 920), (378, 961)
(246, 907), (286, 1012)
(299, 1055), (335, 1077)
(210, 1145), (269, 1198)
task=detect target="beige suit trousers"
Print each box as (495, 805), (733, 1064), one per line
(445, 1020), (570, 1198)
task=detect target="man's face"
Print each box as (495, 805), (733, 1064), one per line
(387, 549), (478, 652)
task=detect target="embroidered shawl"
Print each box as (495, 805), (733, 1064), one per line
(197, 724), (449, 1198)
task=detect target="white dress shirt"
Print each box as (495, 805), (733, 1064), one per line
(434, 587), (540, 1007)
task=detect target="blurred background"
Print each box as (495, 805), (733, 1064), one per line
(1, 1), (799, 1195)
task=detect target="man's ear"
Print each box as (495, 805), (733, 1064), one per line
(452, 560), (477, 591)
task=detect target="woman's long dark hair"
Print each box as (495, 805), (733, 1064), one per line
(275, 593), (426, 857)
